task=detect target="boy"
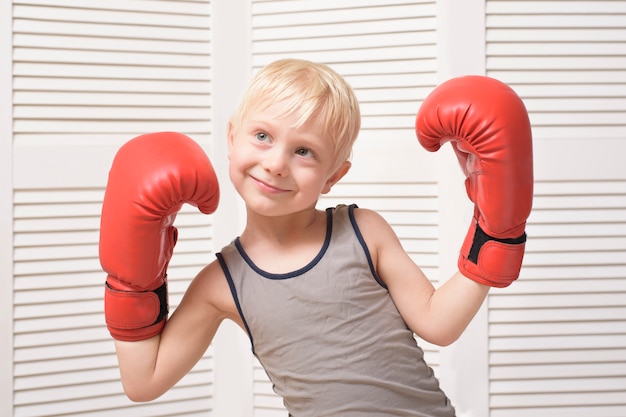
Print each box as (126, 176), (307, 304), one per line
(100, 59), (533, 416)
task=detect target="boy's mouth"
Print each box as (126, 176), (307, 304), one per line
(251, 175), (288, 193)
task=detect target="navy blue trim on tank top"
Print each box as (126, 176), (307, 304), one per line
(216, 252), (256, 351)
(232, 208), (334, 280)
(347, 204), (388, 289)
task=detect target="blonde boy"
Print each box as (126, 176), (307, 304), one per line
(100, 58), (532, 416)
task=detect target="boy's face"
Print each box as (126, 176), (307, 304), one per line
(227, 101), (350, 217)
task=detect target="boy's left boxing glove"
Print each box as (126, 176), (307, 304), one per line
(99, 132), (219, 341)
(415, 76), (533, 287)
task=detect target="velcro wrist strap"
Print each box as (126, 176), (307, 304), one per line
(104, 281), (168, 340)
(459, 222), (526, 288)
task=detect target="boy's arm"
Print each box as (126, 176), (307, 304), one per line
(114, 261), (234, 401)
(99, 132), (221, 399)
(357, 209), (489, 346)
(368, 76), (532, 345)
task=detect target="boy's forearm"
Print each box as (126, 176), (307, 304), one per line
(427, 272), (490, 345)
(114, 336), (167, 402)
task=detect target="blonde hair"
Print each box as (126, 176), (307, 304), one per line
(229, 59), (361, 169)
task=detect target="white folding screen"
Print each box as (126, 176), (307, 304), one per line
(10, 1), (216, 416)
(3, 1), (625, 416)
(485, 1), (626, 416)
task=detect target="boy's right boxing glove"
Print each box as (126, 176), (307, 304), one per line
(415, 76), (533, 287)
(99, 132), (220, 341)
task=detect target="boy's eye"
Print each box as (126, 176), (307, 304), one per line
(295, 147), (313, 158)
(256, 132), (270, 142)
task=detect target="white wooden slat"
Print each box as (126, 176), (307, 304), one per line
(532, 206), (626, 223)
(488, 56), (626, 71)
(487, 28), (626, 44)
(13, 4), (211, 28)
(488, 69), (626, 85)
(486, 0), (626, 14)
(491, 305), (626, 324)
(490, 333), (626, 352)
(15, 270), (102, 291)
(491, 362), (626, 381)
(496, 277), (626, 296)
(487, 14), (626, 29)
(14, 363), (121, 390)
(357, 86), (435, 103)
(14, 91), (212, 106)
(251, 0), (429, 14)
(488, 42), (626, 57)
(14, 387), (213, 417)
(14, 48), (211, 68)
(491, 391), (626, 409)
(491, 405), (626, 417)
(490, 290), (626, 309)
(14, 33), (211, 54)
(252, 4), (432, 27)
(252, 17), (434, 42)
(14, 344), (114, 372)
(14, 77), (212, 94)
(15, 0), (211, 15)
(348, 72), (437, 90)
(254, 46), (436, 68)
(15, 120), (212, 135)
(14, 62), (211, 80)
(511, 84), (626, 99)
(490, 320), (626, 338)
(15, 106), (211, 121)
(253, 31), (435, 54)
(491, 348), (626, 367)
(14, 368), (212, 406)
(12, 19), (211, 42)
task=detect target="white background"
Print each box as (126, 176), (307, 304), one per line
(1, 1), (625, 416)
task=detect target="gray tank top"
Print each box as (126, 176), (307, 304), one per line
(217, 204), (456, 417)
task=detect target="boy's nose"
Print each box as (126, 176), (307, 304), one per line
(262, 148), (289, 176)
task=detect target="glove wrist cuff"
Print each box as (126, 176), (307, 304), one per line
(104, 280), (168, 341)
(459, 222), (526, 287)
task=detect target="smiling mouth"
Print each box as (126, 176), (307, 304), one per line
(251, 176), (288, 193)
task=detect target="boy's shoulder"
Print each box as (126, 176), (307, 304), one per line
(350, 205), (400, 248)
(351, 206), (390, 228)
(191, 258), (240, 320)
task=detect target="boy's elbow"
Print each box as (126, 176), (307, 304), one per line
(124, 388), (153, 403)
(432, 334), (458, 347)
(422, 330), (462, 347)
(122, 383), (163, 403)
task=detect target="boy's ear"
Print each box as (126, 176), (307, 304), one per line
(226, 122), (235, 157)
(322, 161), (351, 194)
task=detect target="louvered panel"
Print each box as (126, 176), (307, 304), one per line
(485, 1), (626, 142)
(12, 188), (215, 417)
(13, 0), (212, 140)
(486, 2), (626, 415)
(249, 1), (437, 414)
(488, 180), (626, 417)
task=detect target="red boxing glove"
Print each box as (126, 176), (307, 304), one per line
(415, 76), (533, 287)
(99, 132), (219, 341)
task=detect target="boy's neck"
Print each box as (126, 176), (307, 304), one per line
(238, 207), (328, 274)
(242, 206), (325, 245)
